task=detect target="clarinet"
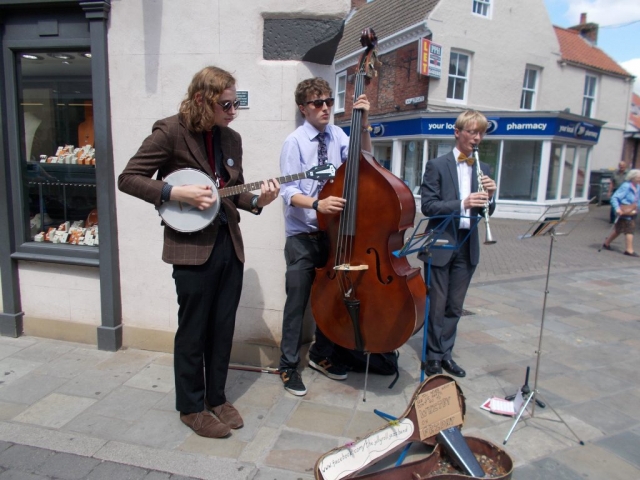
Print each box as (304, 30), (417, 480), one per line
(472, 146), (496, 245)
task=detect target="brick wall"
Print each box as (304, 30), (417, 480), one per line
(335, 42), (430, 124)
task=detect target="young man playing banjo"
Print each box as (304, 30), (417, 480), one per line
(119, 66), (280, 438)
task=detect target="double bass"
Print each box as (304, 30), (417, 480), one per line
(310, 29), (426, 354)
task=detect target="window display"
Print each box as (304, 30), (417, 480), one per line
(18, 50), (97, 247)
(401, 140), (424, 195)
(372, 142), (392, 171)
(499, 140), (541, 201)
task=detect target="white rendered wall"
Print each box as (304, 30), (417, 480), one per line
(19, 263), (100, 325)
(425, 0), (631, 171)
(111, 0), (350, 345)
(426, 0), (561, 112)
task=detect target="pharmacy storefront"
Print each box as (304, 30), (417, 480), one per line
(346, 111), (603, 220)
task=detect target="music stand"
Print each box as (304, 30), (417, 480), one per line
(503, 201), (589, 446)
(394, 212), (480, 382)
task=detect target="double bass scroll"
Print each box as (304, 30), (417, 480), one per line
(310, 28), (426, 355)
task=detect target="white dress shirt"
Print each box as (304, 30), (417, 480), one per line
(453, 147), (472, 229)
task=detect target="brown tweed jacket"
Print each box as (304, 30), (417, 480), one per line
(118, 114), (257, 265)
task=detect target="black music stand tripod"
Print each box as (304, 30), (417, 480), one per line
(503, 202), (588, 446)
(394, 212), (479, 382)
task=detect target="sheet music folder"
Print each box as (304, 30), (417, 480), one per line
(518, 200), (591, 240)
(394, 213), (480, 258)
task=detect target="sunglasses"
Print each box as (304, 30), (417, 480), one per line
(217, 99), (241, 112)
(305, 97), (335, 108)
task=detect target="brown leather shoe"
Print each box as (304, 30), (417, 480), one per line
(207, 401), (244, 429)
(180, 410), (230, 438)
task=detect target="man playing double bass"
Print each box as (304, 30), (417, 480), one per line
(278, 77), (372, 396)
(419, 110), (496, 378)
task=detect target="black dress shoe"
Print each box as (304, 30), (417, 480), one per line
(442, 359), (466, 377)
(425, 360), (442, 376)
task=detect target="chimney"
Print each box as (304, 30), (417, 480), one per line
(351, 0), (369, 8)
(569, 12), (599, 45)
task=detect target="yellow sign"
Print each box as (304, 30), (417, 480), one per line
(418, 38), (442, 78)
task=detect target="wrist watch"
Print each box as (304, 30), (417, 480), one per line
(312, 199), (319, 211)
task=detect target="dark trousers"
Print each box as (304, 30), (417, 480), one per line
(172, 226), (243, 413)
(425, 230), (476, 361)
(279, 233), (334, 370)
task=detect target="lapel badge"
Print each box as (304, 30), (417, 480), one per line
(227, 158), (234, 167)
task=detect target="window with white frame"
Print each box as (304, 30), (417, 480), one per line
(520, 67), (538, 110)
(447, 52), (469, 102)
(582, 75), (597, 117)
(472, 0), (491, 17)
(335, 72), (346, 113)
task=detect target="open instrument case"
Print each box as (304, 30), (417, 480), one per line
(315, 375), (513, 480)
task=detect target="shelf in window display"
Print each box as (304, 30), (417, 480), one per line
(26, 161), (96, 185)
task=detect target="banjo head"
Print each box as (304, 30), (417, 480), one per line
(158, 169), (220, 233)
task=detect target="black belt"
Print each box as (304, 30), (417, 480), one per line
(295, 231), (325, 238)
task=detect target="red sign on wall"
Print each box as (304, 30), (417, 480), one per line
(418, 38), (442, 78)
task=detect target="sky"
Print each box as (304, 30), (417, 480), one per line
(543, 0), (640, 94)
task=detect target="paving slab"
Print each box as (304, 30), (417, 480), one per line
(553, 443), (640, 480)
(594, 430), (640, 469)
(13, 393), (96, 429)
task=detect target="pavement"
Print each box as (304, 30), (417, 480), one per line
(1, 204), (639, 480)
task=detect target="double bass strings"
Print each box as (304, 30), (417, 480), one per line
(334, 70), (366, 298)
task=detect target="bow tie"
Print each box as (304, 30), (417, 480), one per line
(457, 153), (475, 166)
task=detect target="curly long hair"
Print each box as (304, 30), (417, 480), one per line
(179, 66), (236, 132)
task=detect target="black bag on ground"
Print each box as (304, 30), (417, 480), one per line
(332, 345), (400, 388)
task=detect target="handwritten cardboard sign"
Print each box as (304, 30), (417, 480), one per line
(317, 419), (414, 480)
(415, 382), (463, 440)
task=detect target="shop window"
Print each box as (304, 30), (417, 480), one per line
(447, 52), (469, 103)
(335, 71), (346, 113)
(475, 140), (499, 179)
(499, 140), (541, 201)
(582, 75), (597, 118)
(520, 68), (538, 110)
(546, 143), (562, 200)
(18, 50), (97, 247)
(575, 146), (589, 198)
(372, 142), (392, 171)
(428, 140), (454, 160)
(401, 140), (424, 195)
(561, 146), (576, 199)
(472, 0), (491, 18)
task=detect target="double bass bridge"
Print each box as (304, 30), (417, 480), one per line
(333, 264), (369, 271)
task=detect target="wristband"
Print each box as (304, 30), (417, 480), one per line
(312, 199), (319, 211)
(161, 183), (173, 203)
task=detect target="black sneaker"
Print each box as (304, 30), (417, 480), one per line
(280, 368), (307, 396)
(309, 357), (348, 380)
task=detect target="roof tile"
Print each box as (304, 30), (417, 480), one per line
(554, 26), (632, 77)
(336, 0), (440, 59)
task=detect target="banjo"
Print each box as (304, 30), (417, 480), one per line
(158, 164), (336, 232)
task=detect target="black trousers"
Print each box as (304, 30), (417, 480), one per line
(425, 229), (476, 362)
(172, 225), (243, 413)
(279, 233), (334, 370)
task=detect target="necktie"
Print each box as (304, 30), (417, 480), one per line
(317, 132), (328, 189)
(205, 131), (225, 187)
(458, 153), (475, 166)
(204, 130), (227, 223)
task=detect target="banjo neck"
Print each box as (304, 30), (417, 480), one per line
(219, 171), (316, 198)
